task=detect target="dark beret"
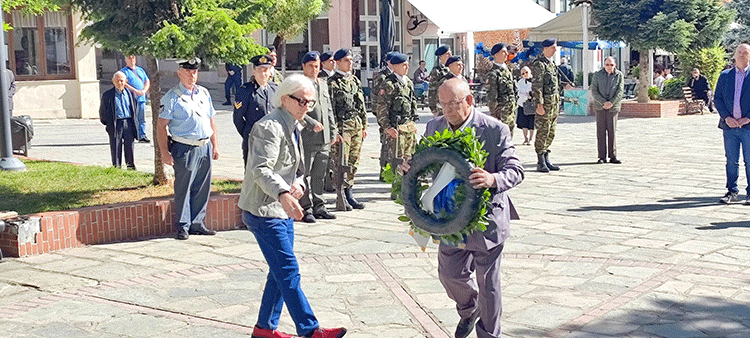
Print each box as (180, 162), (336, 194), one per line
(541, 38), (557, 48)
(435, 44), (450, 56)
(320, 51), (333, 62)
(390, 53), (407, 65)
(267, 45), (277, 53)
(384, 51), (396, 63)
(250, 54), (273, 67)
(302, 51), (320, 64)
(491, 43), (507, 56)
(334, 48), (352, 61)
(445, 55), (462, 67)
(177, 57), (201, 70)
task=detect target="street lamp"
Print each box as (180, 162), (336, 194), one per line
(0, 4), (26, 171)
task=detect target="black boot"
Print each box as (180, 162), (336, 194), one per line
(344, 188), (365, 209)
(544, 152), (560, 171)
(537, 153), (549, 173)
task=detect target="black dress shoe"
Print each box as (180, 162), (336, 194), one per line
(176, 229), (189, 240)
(597, 158), (606, 164)
(301, 213), (316, 223)
(455, 311), (479, 338)
(188, 227), (216, 235)
(313, 209), (336, 220)
(138, 137), (151, 143)
(610, 157), (622, 164)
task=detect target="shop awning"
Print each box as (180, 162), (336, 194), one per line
(408, 0), (556, 33)
(528, 5), (596, 41)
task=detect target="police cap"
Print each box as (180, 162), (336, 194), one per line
(491, 43), (507, 56)
(176, 57), (201, 70)
(334, 48), (352, 61)
(302, 51), (320, 64)
(541, 38), (557, 48)
(250, 54), (273, 67)
(445, 55), (462, 67)
(435, 44), (450, 56)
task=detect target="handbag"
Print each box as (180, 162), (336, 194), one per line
(522, 98), (536, 116)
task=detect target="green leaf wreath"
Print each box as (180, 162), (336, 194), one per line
(383, 127), (493, 246)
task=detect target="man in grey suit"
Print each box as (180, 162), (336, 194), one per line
(401, 78), (524, 338)
(590, 56), (624, 164)
(299, 51), (342, 223)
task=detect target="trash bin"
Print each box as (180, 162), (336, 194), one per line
(11, 115), (34, 156)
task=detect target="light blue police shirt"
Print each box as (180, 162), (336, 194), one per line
(159, 83), (215, 140)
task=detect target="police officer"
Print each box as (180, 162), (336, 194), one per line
(319, 51), (335, 79)
(233, 54), (278, 166)
(156, 57), (219, 240)
(299, 51), (341, 223)
(373, 51), (396, 178)
(486, 43), (518, 136)
(222, 62), (243, 105)
(377, 53), (418, 171)
(328, 48), (367, 210)
(428, 44), (452, 116)
(267, 45), (284, 85)
(531, 38), (562, 172)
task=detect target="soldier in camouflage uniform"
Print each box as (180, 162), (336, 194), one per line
(328, 48), (367, 210)
(531, 38), (561, 173)
(267, 46), (284, 85)
(486, 43), (518, 136)
(373, 52), (396, 178)
(443, 55), (466, 81)
(376, 53), (419, 169)
(428, 45), (452, 116)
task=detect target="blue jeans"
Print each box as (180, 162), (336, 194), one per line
(723, 128), (750, 194)
(135, 100), (147, 139)
(243, 211), (319, 336)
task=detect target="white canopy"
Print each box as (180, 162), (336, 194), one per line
(528, 5), (595, 41)
(408, 0), (556, 33)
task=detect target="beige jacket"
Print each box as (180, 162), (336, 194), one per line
(238, 107), (305, 218)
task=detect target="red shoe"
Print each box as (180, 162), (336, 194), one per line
(309, 327), (347, 338)
(251, 325), (298, 338)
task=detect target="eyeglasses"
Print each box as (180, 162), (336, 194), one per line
(604, 63), (616, 66)
(438, 96), (468, 109)
(288, 95), (316, 107)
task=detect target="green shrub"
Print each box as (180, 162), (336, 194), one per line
(659, 77), (685, 100)
(648, 85), (660, 100)
(629, 65), (640, 78)
(575, 71), (594, 87)
(677, 44), (726, 90)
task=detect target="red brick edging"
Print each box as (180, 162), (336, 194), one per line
(0, 194), (242, 257)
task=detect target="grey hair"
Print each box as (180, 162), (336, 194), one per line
(273, 73), (315, 107)
(112, 71), (127, 81)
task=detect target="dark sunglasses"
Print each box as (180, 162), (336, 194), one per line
(288, 95), (316, 107)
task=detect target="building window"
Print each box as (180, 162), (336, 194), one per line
(7, 10), (75, 80)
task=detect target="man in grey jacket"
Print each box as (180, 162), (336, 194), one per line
(590, 56), (624, 164)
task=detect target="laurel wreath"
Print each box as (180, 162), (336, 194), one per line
(383, 127), (493, 246)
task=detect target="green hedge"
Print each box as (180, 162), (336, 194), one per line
(660, 77), (685, 100)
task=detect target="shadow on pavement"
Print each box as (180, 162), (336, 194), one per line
(568, 196), (718, 213)
(34, 142), (111, 147)
(509, 296), (750, 337)
(697, 221), (750, 230)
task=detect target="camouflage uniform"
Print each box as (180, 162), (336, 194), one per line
(377, 73), (419, 167)
(531, 55), (560, 154)
(270, 69), (284, 85)
(486, 63), (518, 136)
(328, 71), (368, 188)
(372, 68), (392, 169)
(428, 63), (449, 116)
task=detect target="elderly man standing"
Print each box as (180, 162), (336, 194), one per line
(400, 78), (524, 338)
(121, 55), (151, 143)
(531, 38), (562, 173)
(590, 56), (624, 164)
(100, 71), (138, 170)
(157, 58), (219, 240)
(714, 44), (750, 204)
(486, 43), (518, 136)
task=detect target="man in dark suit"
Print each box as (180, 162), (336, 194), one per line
(99, 71), (138, 169)
(401, 78), (524, 338)
(233, 54), (278, 166)
(688, 68), (714, 113)
(715, 43), (750, 204)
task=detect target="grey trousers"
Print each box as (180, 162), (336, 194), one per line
(438, 242), (504, 338)
(171, 142), (212, 232)
(300, 141), (330, 213)
(596, 108), (619, 159)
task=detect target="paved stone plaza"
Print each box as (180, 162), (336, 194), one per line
(2, 82), (750, 337)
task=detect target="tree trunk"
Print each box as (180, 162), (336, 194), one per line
(637, 51), (650, 103)
(144, 56), (169, 185)
(281, 38), (287, 76)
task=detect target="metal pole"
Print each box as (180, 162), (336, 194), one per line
(582, 2), (589, 89)
(0, 4), (26, 171)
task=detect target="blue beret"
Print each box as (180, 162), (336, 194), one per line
(435, 44), (450, 56)
(384, 52), (396, 62)
(390, 53), (407, 65)
(445, 55), (462, 67)
(250, 54), (273, 67)
(490, 43), (507, 56)
(320, 51), (333, 62)
(541, 38), (556, 48)
(302, 51), (320, 64)
(334, 48), (352, 61)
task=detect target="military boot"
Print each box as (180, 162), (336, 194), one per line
(537, 153), (550, 173)
(344, 188), (365, 209)
(544, 152), (560, 171)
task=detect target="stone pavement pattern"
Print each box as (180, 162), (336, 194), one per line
(2, 81), (750, 337)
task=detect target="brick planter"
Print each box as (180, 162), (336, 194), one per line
(0, 194), (242, 257)
(620, 100), (682, 118)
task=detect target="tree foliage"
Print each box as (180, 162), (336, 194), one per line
(3, 0), (60, 14)
(724, 0), (750, 49)
(263, 0), (326, 41)
(677, 44), (726, 88)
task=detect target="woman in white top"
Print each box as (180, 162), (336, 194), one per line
(516, 66), (535, 145)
